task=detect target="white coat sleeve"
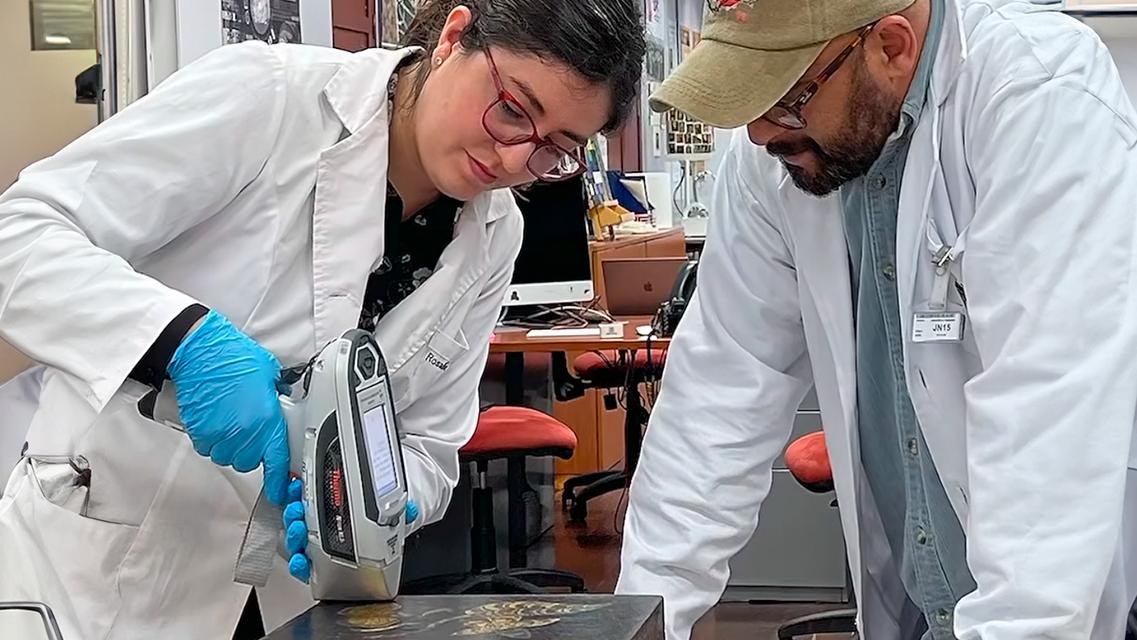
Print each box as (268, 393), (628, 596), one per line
(615, 133), (814, 640)
(953, 63), (1137, 637)
(0, 41), (285, 413)
(397, 208), (523, 529)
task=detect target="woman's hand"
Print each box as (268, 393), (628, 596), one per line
(167, 310), (291, 505)
(284, 478), (419, 583)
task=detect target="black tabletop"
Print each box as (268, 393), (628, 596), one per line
(264, 594), (664, 640)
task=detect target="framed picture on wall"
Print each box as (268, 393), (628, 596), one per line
(29, 0), (96, 50)
(221, 0), (302, 45)
(381, 0), (418, 43)
(646, 36), (666, 82)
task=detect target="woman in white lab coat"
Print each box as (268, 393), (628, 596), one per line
(0, 0), (644, 637)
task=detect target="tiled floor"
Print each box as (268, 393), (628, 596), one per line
(531, 485), (853, 639)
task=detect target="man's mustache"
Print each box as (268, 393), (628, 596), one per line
(766, 137), (822, 159)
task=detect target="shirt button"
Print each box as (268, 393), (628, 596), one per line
(881, 262), (896, 281)
(907, 438), (919, 456)
(872, 175), (887, 190)
(914, 527), (929, 545)
(935, 608), (952, 625)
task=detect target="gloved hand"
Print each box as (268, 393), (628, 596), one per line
(167, 309), (291, 505)
(284, 478), (419, 583)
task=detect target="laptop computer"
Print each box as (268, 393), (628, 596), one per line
(602, 257), (689, 316)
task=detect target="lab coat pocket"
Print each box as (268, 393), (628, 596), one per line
(0, 458), (138, 640)
(401, 328), (469, 408)
(421, 328), (469, 381)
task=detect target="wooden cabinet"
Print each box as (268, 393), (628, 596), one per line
(332, 0), (376, 51)
(552, 228), (685, 476)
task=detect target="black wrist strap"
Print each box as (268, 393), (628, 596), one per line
(128, 303), (209, 389)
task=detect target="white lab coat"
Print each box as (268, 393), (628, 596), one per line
(617, 1), (1137, 638)
(0, 42), (522, 639)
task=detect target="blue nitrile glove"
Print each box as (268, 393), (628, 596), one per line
(284, 478), (419, 583)
(167, 309), (291, 506)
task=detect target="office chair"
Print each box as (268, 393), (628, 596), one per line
(777, 430), (857, 639)
(558, 348), (667, 522)
(403, 406), (585, 594)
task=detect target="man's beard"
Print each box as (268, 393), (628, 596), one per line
(767, 58), (903, 197)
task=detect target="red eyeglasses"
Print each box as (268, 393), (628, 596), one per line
(481, 48), (586, 181)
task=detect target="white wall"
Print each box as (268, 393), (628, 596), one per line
(1085, 16), (1137, 104)
(0, 2), (84, 380)
(0, 0), (97, 189)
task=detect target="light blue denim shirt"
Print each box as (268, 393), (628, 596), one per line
(839, 2), (976, 637)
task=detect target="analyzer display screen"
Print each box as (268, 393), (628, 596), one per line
(362, 404), (399, 499)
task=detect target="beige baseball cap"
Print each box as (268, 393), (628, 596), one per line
(651, 0), (916, 128)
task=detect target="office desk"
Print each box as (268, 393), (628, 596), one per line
(490, 318), (669, 415)
(265, 595), (664, 640)
(491, 318), (669, 355)
(488, 321), (669, 557)
(490, 321), (670, 525)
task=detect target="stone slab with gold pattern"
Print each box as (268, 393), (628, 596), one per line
(264, 595), (664, 640)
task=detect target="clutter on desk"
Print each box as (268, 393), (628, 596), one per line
(583, 138), (633, 240)
(598, 322), (626, 339)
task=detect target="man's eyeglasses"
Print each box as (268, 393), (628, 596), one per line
(762, 23), (876, 131)
(481, 48), (586, 181)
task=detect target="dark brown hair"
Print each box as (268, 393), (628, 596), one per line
(400, 0), (645, 133)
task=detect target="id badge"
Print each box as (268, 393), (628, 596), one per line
(912, 311), (965, 343)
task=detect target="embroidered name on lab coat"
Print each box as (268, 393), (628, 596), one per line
(426, 350), (450, 372)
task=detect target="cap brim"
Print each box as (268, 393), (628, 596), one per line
(650, 39), (827, 129)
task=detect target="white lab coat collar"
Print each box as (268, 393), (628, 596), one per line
(931, 0), (968, 109)
(322, 46), (422, 135)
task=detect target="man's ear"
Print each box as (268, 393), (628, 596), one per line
(863, 15), (921, 86)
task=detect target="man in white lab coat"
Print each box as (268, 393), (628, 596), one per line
(616, 0), (1137, 638)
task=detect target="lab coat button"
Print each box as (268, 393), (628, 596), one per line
(882, 262), (896, 281)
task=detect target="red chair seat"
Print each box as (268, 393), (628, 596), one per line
(785, 431), (834, 493)
(460, 406), (578, 462)
(572, 349), (668, 388)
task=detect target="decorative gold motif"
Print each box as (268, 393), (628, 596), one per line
(341, 602), (405, 633)
(338, 599), (611, 638)
(453, 601), (609, 637)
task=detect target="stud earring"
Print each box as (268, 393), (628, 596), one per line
(434, 57), (443, 67)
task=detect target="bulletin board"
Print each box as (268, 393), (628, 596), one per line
(664, 108), (715, 158)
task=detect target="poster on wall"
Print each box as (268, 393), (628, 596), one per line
(381, 0), (418, 43)
(644, 0), (664, 35)
(646, 36), (666, 83)
(222, 0), (302, 45)
(680, 27), (701, 59)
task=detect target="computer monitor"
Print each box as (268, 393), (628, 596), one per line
(504, 176), (594, 307)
